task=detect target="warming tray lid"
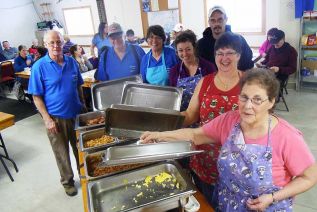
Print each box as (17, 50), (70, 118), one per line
(91, 75), (143, 111)
(104, 107), (185, 138)
(102, 141), (203, 165)
(120, 82), (183, 111)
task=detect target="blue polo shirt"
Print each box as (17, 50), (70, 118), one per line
(96, 44), (145, 81)
(92, 34), (112, 56)
(28, 55), (84, 119)
(140, 46), (178, 83)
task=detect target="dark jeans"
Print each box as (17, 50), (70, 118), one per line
(191, 171), (219, 210)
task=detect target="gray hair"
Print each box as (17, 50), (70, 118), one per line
(43, 30), (64, 44)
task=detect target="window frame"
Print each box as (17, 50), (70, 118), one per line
(204, 0), (266, 35)
(62, 6), (95, 37)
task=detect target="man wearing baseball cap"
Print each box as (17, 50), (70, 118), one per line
(197, 6), (254, 71)
(259, 29), (297, 86)
(95, 22), (145, 81)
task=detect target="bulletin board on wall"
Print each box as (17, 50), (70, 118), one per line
(139, 0), (182, 37)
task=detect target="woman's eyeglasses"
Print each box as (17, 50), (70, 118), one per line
(215, 51), (237, 57)
(238, 95), (268, 106)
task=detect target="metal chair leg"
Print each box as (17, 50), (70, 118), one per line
(280, 90), (289, 112)
(0, 133), (9, 158)
(0, 155), (14, 182)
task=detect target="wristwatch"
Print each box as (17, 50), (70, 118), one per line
(271, 192), (278, 204)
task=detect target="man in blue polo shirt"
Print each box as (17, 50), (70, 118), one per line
(96, 22), (145, 81)
(28, 30), (85, 197)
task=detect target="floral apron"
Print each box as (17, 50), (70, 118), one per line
(146, 51), (169, 85)
(176, 62), (202, 112)
(217, 118), (293, 211)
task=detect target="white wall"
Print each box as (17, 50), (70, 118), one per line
(0, 0), (302, 51)
(0, 0), (40, 48)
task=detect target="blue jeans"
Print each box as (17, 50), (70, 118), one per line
(191, 171), (219, 210)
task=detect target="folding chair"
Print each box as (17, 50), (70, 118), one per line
(0, 61), (15, 92)
(0, 133), (19, 181)
(278, 78), (289, 112)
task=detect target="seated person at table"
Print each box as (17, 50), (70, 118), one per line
(257, 29), (297, 88)
(33, 47), (48, 63)
(29, 39), (39, 57)
(63, 35), (75, 55)
(70, 44), (93, 73)
(2, 41), (18, 60)
(95, 23), (145, 81)
(140, 25), (178, 85)
(14, 45), (33, 73)
(125, 29), (142, 45)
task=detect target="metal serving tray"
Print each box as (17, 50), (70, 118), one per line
(120, 82), (183, 111)
(74, 111), (105, 132)
(87, 162), (195, 212)
(110, 104), (182, 115)
(79, 128), (119, 153)
(105, 107), (185, 138)
(103, 142), (203, 166)
(84, 151), (151, 181)
(91, 75), (143, 111)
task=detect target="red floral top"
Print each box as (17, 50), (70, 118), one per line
(189, 73), (240, 184)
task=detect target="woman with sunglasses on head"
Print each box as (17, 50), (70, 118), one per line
(141, 69), (317, 212)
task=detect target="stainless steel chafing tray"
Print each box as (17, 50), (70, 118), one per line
(75, 111), (105, 131)
(79, 128), (119, 153)
(102, 142), (203, 166)
(91, 75), (143, 111)
(104, 107), (185, 138)
(120, 82), (183, 111)
(84, 150), (151, 181)
(87, 162), (195, 212)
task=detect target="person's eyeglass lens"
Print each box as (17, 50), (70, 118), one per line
(47, 41), (63, 47)
(216, 51), (237, 57)
(239, 95), (268, 106)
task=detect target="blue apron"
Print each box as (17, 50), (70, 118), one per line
(217, 118), (293, 211)
(176, 62), (202, 112)
(146, 50), (169, 85)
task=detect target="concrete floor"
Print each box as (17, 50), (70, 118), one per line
(0, 89), (316, 212)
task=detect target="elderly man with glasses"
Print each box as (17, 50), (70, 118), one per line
(28, 30), (86, 197)
(197, 6), (254, 71)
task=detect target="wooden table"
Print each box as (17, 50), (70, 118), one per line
(0, 112), (15, 130)
(15, 70), (98, 88)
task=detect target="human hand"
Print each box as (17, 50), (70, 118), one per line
(26, 59), (32, 66)
(246, 193), (273, 211)
(270, 66), (279, 73)
(44, 117), (59, 134)
(140, 131), (162, 144)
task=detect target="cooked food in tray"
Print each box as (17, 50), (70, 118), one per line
(84, 135), (115, 148)
(86, 153), (147, 177)
(82, 116), (105, 126)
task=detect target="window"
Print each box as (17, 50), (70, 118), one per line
(205, 0), (265, 35)
(63, 6), (95, 36)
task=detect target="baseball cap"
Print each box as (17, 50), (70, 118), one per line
(173, 23), (184, 32)
(108, 22), (123, 37)
(269, 30), (285, 44)
(208, 6), (226, 19)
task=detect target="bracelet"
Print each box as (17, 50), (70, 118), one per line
(271, 192), (278, 204)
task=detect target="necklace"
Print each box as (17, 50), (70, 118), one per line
(216, 72), (239, 90)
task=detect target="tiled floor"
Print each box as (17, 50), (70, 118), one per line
(0, 89), (317, 212)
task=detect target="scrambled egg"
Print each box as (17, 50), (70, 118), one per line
(154, 172), (173, 184)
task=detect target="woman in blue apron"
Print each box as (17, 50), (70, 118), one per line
(141, 69), (317, 211)
(169, 30), (216, 112)
(140, 25), (178, 86)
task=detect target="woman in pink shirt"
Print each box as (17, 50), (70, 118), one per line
(141, 69), (317, 211)
(259, 28), (278, 57)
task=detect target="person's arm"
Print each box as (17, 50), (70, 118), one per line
(77, 85), (87, 112)
(181, 78), (203, 126)
(271, 48), (298, 75)
(83, 56), (93, 70)
(247, 163), (317, 211)
(140, 127), (214, 145)
(140, 54), (148, 83)
(90, 44), (96, 58)
(33, 95), (58, 134)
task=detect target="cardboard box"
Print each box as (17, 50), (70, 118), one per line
(302, 60), (317, 72)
